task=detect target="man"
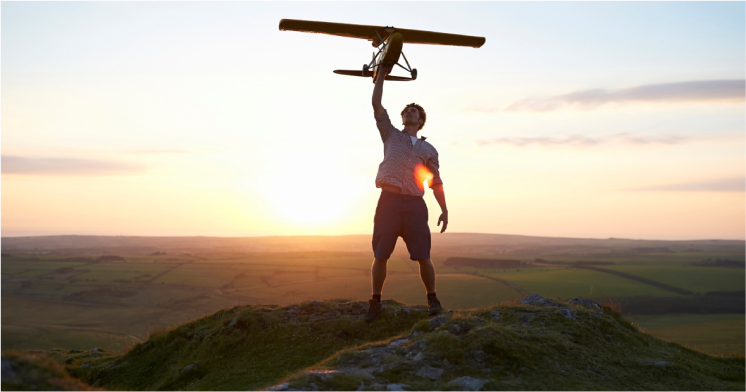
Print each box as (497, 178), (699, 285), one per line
(366, 63), (449, 323)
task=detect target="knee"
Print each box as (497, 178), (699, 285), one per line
(416, 258), (431, 265)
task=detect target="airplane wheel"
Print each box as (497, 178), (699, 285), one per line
(362, 64), (369, 77)
(411, 69), (418, 80)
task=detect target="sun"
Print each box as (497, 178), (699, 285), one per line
(257, 151), (365, 227)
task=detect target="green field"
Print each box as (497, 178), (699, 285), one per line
(627, 313), (745, 356)
(2, 234), (744, 357)
(602, 265), (744, 293)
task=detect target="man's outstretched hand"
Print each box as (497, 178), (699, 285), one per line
(376, 63), (394, 81)
(438, 212), (448, 233)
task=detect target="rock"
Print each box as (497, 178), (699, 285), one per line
(447, 376), (488, 391)
(490, 310), (501, 320)
(399, 308), (412, 315)
(329, 310), (341, 318)
(230, 317), (238, 326)
(449, 323), (462, 333)
(92, 348), (101, 354)
(473, 316), (484, 323)
(356, 381), (366, 391)
(519, 293), (561, 307)
(387, 383), (408, 391)
(413, 352), (425, 362)
(303, 369), (341, 381)
(641, 360), (670, 366)
(416, 364), (444, 380)
(266, 382), (290, 391)
(182, 364), (197, 372)
(568, 298), (601, 309)
(429, 315), (447, 327)
(414, 340), (426, 350)
(1, 358), (15, 380)
(309, 382), (319, 390)
(559, 308), (576, 320)
(388, 338), (408, 348)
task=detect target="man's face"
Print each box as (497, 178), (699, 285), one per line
(402, 106), (422, 127)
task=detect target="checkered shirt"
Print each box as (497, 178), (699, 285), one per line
(374, 109), (443, 197)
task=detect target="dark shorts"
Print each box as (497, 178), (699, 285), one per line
(372, 190), (431, 261)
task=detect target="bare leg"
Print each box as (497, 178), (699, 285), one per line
(417, 258), (436, 294)
(371, 258), (388, 295)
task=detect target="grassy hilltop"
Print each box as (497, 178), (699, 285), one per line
(3, 295), (743, 391)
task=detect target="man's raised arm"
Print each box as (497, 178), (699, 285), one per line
(372, 64), (393, 117)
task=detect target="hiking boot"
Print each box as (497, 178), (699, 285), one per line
(428, 297), (443, 316)
(365, 299), (383, 323)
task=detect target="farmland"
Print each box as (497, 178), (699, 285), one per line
(1, 234), (744, 356)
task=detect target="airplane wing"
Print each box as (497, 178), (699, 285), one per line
(279, 19), (485, 48)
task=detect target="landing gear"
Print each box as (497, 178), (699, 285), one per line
(411, 68), (417, 80)
(362, 64), (370, 77)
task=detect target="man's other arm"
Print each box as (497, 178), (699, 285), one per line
(372, 64), (393, 117)
(432, 184), (448, 233)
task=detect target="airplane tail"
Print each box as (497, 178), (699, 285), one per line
(333, 70), (414, 81)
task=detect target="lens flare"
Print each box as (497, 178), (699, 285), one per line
(413, 163), (434, 191)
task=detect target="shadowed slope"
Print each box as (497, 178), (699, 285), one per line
(53, 296), (746, 391)
(66, 299), (428, 390)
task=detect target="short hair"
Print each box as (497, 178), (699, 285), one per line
(401, 103), (426, 130)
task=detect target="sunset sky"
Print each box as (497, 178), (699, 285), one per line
(2, 2), (744, 240)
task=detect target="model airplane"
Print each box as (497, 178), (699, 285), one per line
(279, 19), (485, 82)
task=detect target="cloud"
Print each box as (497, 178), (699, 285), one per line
(476, 133), (688, 147)
(132, 149), (190, 155)
(633, 178), (745, 192)
(1, 155), (144, 176)
(494, 80), (745, 112)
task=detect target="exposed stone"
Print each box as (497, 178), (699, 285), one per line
(303, 369), (341, 379)
(1, 358), (15, 380)
(416, 364), (444, 380)
(413, 352), (425, 362)
(641, 360), (670, 366)
(386, 383), (408, 391)
(490, 310), (501, 320)
(266, 382), (289, 391)
(399, 308), (412, 315)
(182, 364), (197, 372)
(447, 376), (488, 391)
(559, 308), (576, 320)
(230, 317), (238, 326)
(519, 293), (561, 307)
(429, 315), (447, 327)
(414, 340), (426, 350)
(449, 323), (462, 333)
(388, 338), (408, 348)
(473, 316), (484, 324)
(568, 298), (601, 309)
(309, 382), (319, 390)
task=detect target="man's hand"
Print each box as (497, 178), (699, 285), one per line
(438, 212), (448, 233)
(377, 63), (394, 81)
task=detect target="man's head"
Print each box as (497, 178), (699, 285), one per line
(401, 103), (426, 130)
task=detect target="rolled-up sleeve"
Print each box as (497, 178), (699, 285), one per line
(375, 110), (396, 143)
(427, 152), (443, 188)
